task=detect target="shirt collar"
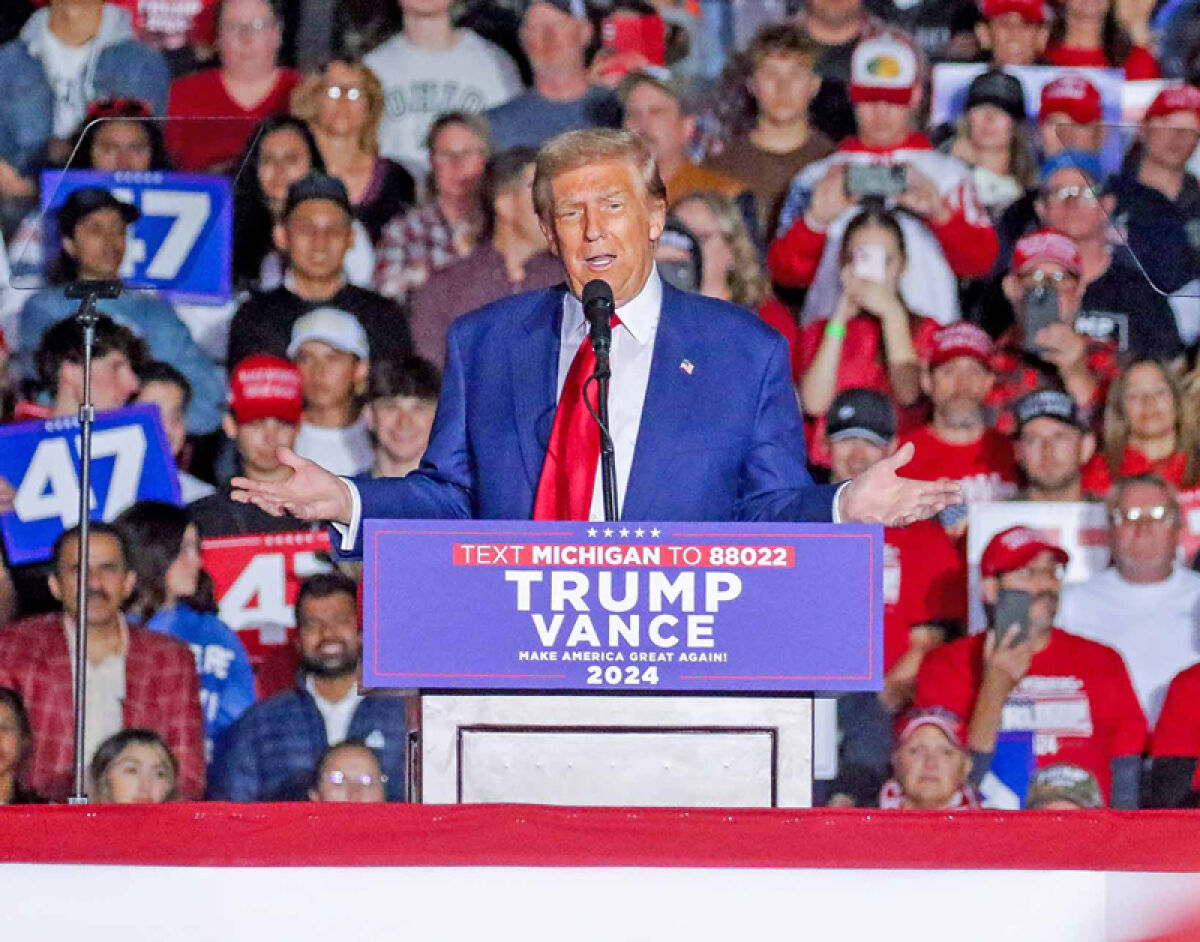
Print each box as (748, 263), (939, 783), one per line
(63, 614), (129, 661)
(563, 266), (662, 347)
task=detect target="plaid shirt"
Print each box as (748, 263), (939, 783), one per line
(987, 330), (1118, 437)
(0, 613), (206, 801)
(372, 203), (467, 302)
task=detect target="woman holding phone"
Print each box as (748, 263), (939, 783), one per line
(796, 205), (940, 467)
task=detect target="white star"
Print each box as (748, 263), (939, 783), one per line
(587, 527), (597, 537)
(635, 528), (645, 538)
(650, 527), (661, 538)
(619, 527), (630, 537)
(604, 527), (614, 537)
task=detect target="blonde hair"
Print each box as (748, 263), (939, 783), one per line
(291, 59), (385, 156)
(533, 129), (667, 226)
(1105, 358), (1199, 487)
(672, 189), (766, 308)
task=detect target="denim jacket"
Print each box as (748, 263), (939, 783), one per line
(0, 6), (169, 174)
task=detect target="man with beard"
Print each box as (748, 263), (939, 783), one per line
(913, 526), (1147, 807)
(0, 524), (205, 801)
(209, 572), (407, 801)
(1012, 389), (1095, 501)
(898, 322), (1019, 508)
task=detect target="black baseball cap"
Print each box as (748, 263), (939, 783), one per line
(1014, 389), (1084, 433)
(965, 69), (1027, 122)
(825, 388), (896, 446)
(283, 173), (352, 219)
(56, 187), (140, 236)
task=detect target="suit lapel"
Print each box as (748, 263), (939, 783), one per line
(509, 286), (566, 493)
(624, 285), (694, 520)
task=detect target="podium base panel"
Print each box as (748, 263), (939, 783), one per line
(419, 694), (813, 808)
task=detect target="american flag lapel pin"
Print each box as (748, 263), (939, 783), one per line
(680, 358), (695, 375)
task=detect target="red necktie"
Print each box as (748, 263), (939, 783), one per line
(533, 316), (620, 520)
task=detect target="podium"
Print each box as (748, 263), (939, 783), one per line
(364, 521), (882, 809)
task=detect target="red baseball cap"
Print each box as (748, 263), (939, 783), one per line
(928, 322), (994, 369)
(980, 0), (1046, 24)
(897, 708), (967, 748)
(228, 354), (303, 425)
(980, 525), (1069, 578)
(1039, 75), (1102, 125)
(849, 33), (919, 105)
(1012, 227), (1082, 277)
(1145, 84), (1200, 123)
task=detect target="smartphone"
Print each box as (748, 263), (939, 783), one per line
(1022, 284), (1060, 355)
(991, 587), (1033, 646)
(844, 163), (908, 199)
(853, 243), (887, 283)
(601, 13), (666, 66)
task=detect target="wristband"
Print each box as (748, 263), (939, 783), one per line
(824, 321), (847, 339)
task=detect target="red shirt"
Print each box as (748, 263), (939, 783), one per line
(914, 628), (1148, 797)
(1043, 42), (1161, 80)
(883, 518), (967, 672)
(797, 313), (938, 466)
(898, 425), (1019, 503)
(1081, 447), (1188, 498)
(1152, 662), (1200, 789)
(166, 68), (300, 172)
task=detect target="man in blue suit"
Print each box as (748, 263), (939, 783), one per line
(232, 129), (958, 542)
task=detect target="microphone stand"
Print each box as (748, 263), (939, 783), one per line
(592, 349), (619, 524)
(64, 279), (123, 804)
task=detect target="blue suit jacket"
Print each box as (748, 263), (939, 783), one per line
(345, 282), (836, 552)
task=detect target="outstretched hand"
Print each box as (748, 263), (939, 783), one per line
(230, 448), (354, 525)
(838, 441), (961, 527)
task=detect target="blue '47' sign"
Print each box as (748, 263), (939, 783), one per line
(40, 169), (233, 302)
(0, 406), (181, 565)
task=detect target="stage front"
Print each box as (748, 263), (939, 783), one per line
(4, 804), (1200, 940)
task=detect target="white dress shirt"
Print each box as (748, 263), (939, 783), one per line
(335, 267), (842, 548)
(559, 268), (661, 521)
(306, 676), (363, 747)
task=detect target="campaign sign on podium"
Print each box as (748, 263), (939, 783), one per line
(364, 521), (883, 692)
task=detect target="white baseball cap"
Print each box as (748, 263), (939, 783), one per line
(287, 308), (370, 360)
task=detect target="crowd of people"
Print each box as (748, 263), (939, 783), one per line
(0, 0), (1199, 811)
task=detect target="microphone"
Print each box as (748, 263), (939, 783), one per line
(582, 279), (614, 359)
(65, 280), (123, 301)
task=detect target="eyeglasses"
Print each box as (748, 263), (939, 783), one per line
(224, 17), (278, 37)
(1110, 505), (1175, 526)
(321, 770), (388, 788)
(1043, 184), (1097, 204)
(326, 85), (363, 102)
(1021, 269), (1074, 287)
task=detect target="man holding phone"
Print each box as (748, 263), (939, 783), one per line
(769, 32), (998, 324)
(988, 228), (1116, 436)
(913, 526), (1147, 807)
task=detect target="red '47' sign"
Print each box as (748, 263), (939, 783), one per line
(202, 531), (333, 669)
